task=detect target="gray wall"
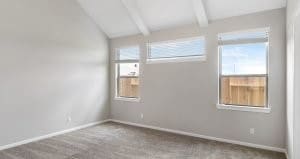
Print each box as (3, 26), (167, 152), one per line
(0, 0), (110, 147)
(110, 9), (286, 149)
(294, 17), (300, 159)
(286, 0), (300, 158)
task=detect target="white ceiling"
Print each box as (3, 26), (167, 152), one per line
(77, 0), (286, 38)
(203, 0), (286, 20)
(77, 0), (140, 38)
(136, 0), (197, 31)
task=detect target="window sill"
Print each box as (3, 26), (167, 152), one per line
(146, 56), (206, 64)
(216, 104), (271, 113)
(114, 97), (140, 102)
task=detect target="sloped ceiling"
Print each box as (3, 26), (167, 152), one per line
(77, 0), (286, 38)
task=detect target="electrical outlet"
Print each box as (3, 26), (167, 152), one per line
(250, 128), (255, 135)
(140, 113), (144, 119)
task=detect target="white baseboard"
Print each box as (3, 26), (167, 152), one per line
(0, 119), (110, 151)
(0, 119), (287, 155)
(109, 119), (286, 153)
(285, 150), (289, 159)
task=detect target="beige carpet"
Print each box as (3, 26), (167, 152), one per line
(0, 122), (286, 159)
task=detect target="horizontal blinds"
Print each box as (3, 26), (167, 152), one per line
(148, 37), (205, 59)
(218, 28), (269, 45)
(116, 46), (139, 61)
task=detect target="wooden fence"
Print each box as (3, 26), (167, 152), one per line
(220, 76), (266, 107)
(118, 77), (139, 98)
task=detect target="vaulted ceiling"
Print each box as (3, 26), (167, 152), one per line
(77, 0), (286, 38)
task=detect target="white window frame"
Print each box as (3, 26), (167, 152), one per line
(146, 36), (206, 64)
(216, 28), (271, 113)
(114, 46), (140, 102)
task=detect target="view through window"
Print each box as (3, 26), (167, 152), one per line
(115, 46), (140, 99)
(219, 28), (269, 107)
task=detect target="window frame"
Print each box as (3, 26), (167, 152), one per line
(217, 28), (271, 113)
(146, 36), (206, 64)
(114, 46), (141, 102)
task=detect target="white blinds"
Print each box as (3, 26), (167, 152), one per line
(116, 46), (139, 61)
(148, 37), (205, 59)
(218, 28), (269, 45)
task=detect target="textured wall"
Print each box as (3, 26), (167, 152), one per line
(110, 9), (286, 149)
(0, 0), (110, 147)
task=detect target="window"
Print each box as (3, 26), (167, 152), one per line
(218, 28), (269, 111)
(147, 37), (205, 63)
(115, 46), (140, 100)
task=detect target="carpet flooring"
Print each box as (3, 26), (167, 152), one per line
(0, 122), (286, 159)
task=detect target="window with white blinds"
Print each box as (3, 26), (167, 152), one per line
(218, 28), (269, 109)
(147, 37), (205, 63)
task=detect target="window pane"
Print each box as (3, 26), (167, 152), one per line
(119, 63), (139, 76)
(149, 38), (205, 59)
(118, 47), (139, 60)
(219, 29), (269, 108)
(220, 76), (266, 107)
(117, 63), (139, 98)
(118, 77), (139, 98)
(221, 43), (267, 75)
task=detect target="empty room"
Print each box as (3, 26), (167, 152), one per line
(0, 0), (299, 158)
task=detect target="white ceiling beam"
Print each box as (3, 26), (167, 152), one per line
(121, 0), (150, 36)
(191, 0), (208, 27)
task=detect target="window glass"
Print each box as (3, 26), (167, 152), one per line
(117, 74), (139, 98)
(219, 28), (269, 107)
(116, 46), (140, 99)
(119, 63), (139, 76)
(221, 43), (267, 75)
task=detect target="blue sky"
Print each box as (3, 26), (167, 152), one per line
(221, 43), (267, 75)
